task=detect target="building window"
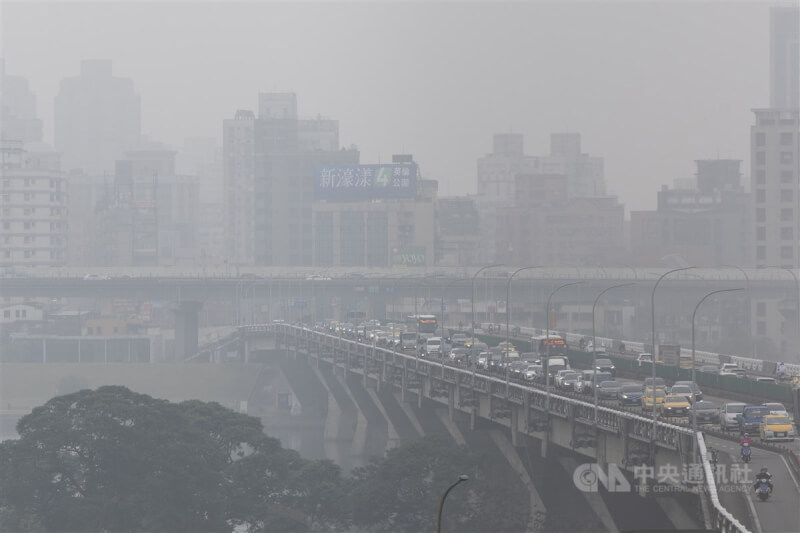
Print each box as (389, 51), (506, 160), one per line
(781, 227), (793, 240)
(781, 132), (793, 146)
(781, 246), (794, 259)
(756, 132), (766, 146)
(756, 152), (766, 165)
(757, 321), (766, 336)
(781, 170), (793, 183)
(756, 227), (766, 241)
(782, 190), (793, 202)
(756, 302), (766, 317)
(3, 310), (9, 319)
(757, 245), (766, 260)
(756, 208), (765, 223)
(756, 170), (766, 184)
(756, 189), (766, 203)
(782, 152), (794, 164)
(781, 208), (793, 221)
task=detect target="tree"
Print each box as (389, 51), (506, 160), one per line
(0, 386), (253, 532)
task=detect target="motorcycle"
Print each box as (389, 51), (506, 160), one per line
(756, 480), (771, 501)
(741, 443), (751, 463)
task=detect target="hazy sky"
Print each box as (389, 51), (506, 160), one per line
(1, 1), (782, 212)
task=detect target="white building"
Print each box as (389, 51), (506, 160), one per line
(0, 141), (68, 268)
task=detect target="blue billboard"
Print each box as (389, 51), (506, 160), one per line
(314, 163), (417, 200)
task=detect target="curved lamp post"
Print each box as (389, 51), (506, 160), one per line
(592, 283), (634, 421)
(650, 267), (695, 438)
(545, 281), (583, 410)
(437, 474), (469, 533)
(506, 266), (542, 389)
(691, 288), (744, 462)
(723, 265), (751, 355)
(471, 264), (505, 346)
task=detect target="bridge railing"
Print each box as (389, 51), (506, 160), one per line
(250, 323), (750, 533)
(697, 432), (750, 533)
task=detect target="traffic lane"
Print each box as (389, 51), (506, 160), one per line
(708, 438), (757, 532)
(709, 436), (800, 533)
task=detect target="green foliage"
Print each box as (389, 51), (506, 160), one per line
(0, 387), (529, 533)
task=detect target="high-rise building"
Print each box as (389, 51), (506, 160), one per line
(750, 109), (800, 269)
(770, 6), (799, 110)
(0, 140), (68, 268)
(223, 93), (358, 266)
(54, 60), (141, 175)
(1, 60), (43, 145)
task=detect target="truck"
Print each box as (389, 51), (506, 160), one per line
(657, 344), (681, 366)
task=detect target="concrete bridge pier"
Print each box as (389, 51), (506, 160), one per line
(171, 300), (203, 361)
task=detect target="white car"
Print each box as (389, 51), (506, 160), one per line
(83, 274), (110, 280)
(720, 402), (746, 431)
(585, 341), (606, 354)
(763, 402), (789, 418)
(719, 363), (741, 376)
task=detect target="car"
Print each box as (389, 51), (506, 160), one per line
(595, 358), (616, 376)
(618, 384), (644, 406)
(738, 405), (772, 434)
(673, 381), (703, 401)
(523, 364), (544, 382)
(720, 363), (745, 377)
(698, 365), (719, 374)
(643, 377), (667, 389)
(449, 347), (468, 363)
(508, 360), (529, 379)
(476, 352), (491, 370)
(754, 376), (777, 384)
(554, 369), (577, 388)
(759, 414), (796, 442)
(559, 372), (580, 391)
(660, 395), (691, 417)
(597, 380), (622, 400)
(636, 353), (653, 365)
(720, 402), (746, 431)
(305, 274), (332, 281)
(451, 333), (468, 347)
(763, 402), (790, 418)
(641, 388), (666, 411)
(575, 371), (612, 394)
(688, 401), (720, 425)
(83, 273), (110, 280)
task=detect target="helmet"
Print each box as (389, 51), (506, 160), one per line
(744, 433), (749, 437)
(760, 467), (768, 473)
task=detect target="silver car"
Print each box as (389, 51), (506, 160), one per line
(720, 402), (746, 431)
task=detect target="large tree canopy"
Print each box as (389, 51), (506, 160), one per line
(0, 386), (528, 533)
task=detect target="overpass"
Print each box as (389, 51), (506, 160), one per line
(240, 323), (773, 532)
(5, 268), (800, 365)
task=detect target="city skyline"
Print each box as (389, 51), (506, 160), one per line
(2, 0), (786, 213)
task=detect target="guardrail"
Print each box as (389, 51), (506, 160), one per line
(247, 323), (747, 533)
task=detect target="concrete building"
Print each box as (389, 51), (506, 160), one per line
(312, 165), (436, 268)
(223, 93), (359, 267)
(0, 141), (68, 268)
(630, 160), (750, 267)
(549, 133), (606, 199)
(750, 109), (800, 270)
(1, 60), (43, 145)
(54, 59), (141, 175)
(770, 6), (799, 110)
(435, 196), (481, 267)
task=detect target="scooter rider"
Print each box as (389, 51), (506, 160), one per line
(740, 433), (752, 447)
(753, 467), (773, 493)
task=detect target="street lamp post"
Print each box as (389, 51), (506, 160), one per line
(592, 283), (634, 421)
(507, 267), (542, 388)
(437, 474), (469, 533)
(723, 265), (751, 354)
(691, 288), (744, 462)
(545, 281), (583, 410)
(471, 264), (505, 346)
(651, 267), (695, 438)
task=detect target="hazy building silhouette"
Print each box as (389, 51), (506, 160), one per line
(0, 140), (68, 268)
(54, 60), (141, 175)
(223, 93), (358, 266)
(770, 6), (799, 109)
(436, 196), (481, 267)
(0, 60), (43, 145)
(630, 160), (749, 267)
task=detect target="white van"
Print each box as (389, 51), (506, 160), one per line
(401, 332), (418, 350)
(424, 337), (442, 357)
